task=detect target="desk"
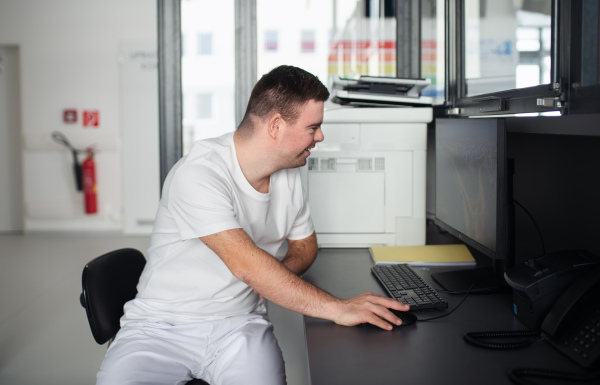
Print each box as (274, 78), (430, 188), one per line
(302, 248), (584, 385)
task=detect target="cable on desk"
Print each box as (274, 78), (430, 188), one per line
(439, 286), (506, 295)
(414, 280), (600, 384)
(509, 367), (600, 385)
(463, 330), (542, 349)
(465, 330), (600, 384)
(415, 283), (474, 322)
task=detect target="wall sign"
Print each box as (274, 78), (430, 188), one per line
(82, 110), (99, 127)
(63, 109), (77, 123)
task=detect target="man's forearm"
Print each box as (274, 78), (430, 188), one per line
(282, 232), (318, 276)
(201, 229), (342, 320)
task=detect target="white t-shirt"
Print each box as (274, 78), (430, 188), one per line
(122, 132), (314, 325)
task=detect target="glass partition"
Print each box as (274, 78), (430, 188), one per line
(464, 0), (552, 97)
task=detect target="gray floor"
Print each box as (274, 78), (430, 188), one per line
(0, 234), (308, 385)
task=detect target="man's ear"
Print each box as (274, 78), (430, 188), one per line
(267, 114), (283, 139)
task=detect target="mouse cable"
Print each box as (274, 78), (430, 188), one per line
(509, 367), (600, 385)
(415, 283), (474, 322)
(439, 285), (506, 295)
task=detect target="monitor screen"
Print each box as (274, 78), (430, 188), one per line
(433, 118), (512, 292)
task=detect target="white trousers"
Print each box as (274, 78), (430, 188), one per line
(96, 314), (286, 385)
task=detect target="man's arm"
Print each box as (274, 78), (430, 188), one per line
(200, 228), (410, 330)
(282, 232), (318, 276)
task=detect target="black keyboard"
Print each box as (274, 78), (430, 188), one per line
(371, 264), (448, 310)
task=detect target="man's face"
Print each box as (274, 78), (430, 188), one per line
(278, 100), (324, 169)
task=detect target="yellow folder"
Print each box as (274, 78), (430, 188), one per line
(369, 244), (475, 266)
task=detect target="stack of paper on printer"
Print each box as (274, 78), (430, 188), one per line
(369, 244), (475, 266)
(330, 75), (433, 106)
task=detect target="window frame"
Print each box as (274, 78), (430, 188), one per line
(158, 0), (183, 188)
(445, 0), (564, 117)
(564, 0), (600, 114)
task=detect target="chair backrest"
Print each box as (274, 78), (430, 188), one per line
(80, 248), (146, 345)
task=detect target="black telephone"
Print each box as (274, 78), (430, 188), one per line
(540, 263), (600, 368)
(465, 260), (600, 383)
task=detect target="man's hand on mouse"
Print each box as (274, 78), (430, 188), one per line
(331, 292), (410, 330)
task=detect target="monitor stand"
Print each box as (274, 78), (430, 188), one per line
(431, 267), (510, 294)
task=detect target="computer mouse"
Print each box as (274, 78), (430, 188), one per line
(393, 310), (417, 326)
(359, 310), (417, 330)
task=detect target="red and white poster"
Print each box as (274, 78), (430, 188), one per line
(83, 110), (100, 127)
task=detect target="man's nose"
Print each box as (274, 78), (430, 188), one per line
(315, 127), (324, 142)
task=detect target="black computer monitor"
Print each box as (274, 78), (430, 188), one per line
(432, 118), (514, 293)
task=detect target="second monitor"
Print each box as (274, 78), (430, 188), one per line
(432, 118), (514, 292)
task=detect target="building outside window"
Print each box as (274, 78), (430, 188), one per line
(257, 0), (332, 83)
(301, 29), (316, 53)
(264, 30), (279, 52)
(197, 33), (213, 56)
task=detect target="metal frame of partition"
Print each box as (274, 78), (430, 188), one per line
(157, 0), (183, 189)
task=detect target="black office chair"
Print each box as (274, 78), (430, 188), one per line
(80, 248), (208, 385)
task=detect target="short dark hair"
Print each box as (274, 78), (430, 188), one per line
(239, 65), (329, 129)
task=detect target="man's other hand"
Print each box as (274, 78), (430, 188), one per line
(332, 292), (410, 330)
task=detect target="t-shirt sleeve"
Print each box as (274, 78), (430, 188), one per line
(286, 173), (315, 241)
(167, 161), (241, 240)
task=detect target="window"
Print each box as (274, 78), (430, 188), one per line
(160, 0), (600, 184)
(445, 0), (599, 117)
(446, 0), (560, 117)
(421, 0), (445, 103)
(196, 93), (212, 119)
(257, 0), (332, 84)
(197, 33), (213, 55)
(181, 0), (235, 154)
(463, 0), (552, 97)
(264, 30), (278, 52)
(328, 0), (397, 78)
(301, 29), (316, 53)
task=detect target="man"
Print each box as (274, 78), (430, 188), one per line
(97, 65), (409, 385)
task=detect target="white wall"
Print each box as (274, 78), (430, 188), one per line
(0, 0), (158, 233)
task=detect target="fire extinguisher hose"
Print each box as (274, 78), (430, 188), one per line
(51, 131), (83, 191)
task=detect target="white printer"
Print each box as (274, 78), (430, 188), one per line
(300, 104), (432, 247)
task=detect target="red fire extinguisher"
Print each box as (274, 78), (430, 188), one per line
(82, 148), (98, 214)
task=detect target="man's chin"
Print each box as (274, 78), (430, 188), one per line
(285, 156), (308, 169)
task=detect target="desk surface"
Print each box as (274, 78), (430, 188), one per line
(302, 248), (584, 385)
